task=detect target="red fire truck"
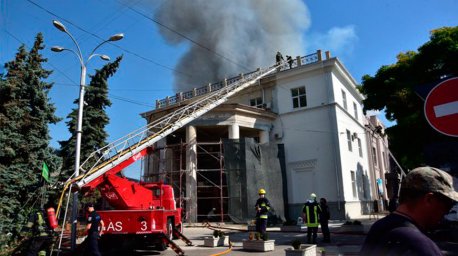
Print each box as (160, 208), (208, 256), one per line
(77, 146), (191, 255)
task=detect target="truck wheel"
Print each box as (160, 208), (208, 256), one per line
(166, 218), (173, 240)
(156, 219), (173, 251)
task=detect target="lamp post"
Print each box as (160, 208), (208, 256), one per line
(51, 20), (123, 250)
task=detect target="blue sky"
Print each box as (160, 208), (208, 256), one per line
(1, 0), (457, 177)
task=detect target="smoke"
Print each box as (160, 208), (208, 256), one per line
(154, 0), (310, 92)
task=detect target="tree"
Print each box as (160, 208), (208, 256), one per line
(58, 56), (123, 181)
(360, 26), (458, 171)
(0, 33), (61, 247)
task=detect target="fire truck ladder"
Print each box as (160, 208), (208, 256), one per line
(73, 64), (279, 189)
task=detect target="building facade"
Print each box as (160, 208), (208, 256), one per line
(141, 50), (390, 221)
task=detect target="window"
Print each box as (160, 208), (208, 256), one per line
(346, 130), (352, 151)
(342, 90), (347, 110)
(291, 86), (307, 108)
(351, 171), (357, 198)
(372, 147), (377, 166)
(362, 173), (368, 199)
(358, 138), (363, 157)
(250, 97), (263, 108)
(353, 102), (358, 119)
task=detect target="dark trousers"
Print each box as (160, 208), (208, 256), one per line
(307, 226), (318, 244)
(86, 232), (102, 256)
(320, 221), (330, 242)
(26, 236), (52, 256)
(256, 218), (267, 238)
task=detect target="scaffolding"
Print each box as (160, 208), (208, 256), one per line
(143, 139), (228, 223)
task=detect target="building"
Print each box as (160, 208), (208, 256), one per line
(140, 50), (390, 222)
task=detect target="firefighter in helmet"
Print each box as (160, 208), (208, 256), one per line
(255, 188), (271, 240)
(23, 202), (57, 256)
(302, 193), (321, 244)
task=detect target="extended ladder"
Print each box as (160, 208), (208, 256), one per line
(68, 63), (281, 191)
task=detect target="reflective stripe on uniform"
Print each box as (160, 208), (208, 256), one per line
(306, 205), (319, 227)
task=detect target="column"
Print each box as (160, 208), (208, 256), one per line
(259, 130), (269, 144)
(228, 123), (239, 139)
(186, 125), (198, 223)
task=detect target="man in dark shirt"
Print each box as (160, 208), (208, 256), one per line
(319, 197), (331, 243)
(85, 203), (104, 256)
(361, 166), (458, 255)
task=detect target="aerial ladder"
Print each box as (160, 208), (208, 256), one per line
(55, 61), (285, 254)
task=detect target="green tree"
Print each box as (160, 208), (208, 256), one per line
(0, 33), (61, 247)
(360, 26), (458, 170)
(58, 56), (123, 181)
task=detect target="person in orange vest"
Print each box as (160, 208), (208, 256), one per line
(255, 188), (271, 240)
(302, 193), (321, 244)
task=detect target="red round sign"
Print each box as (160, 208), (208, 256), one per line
(424, 77), (458, 137)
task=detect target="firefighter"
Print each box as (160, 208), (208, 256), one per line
(276, 51), (284, 65)
(255, 188), (271, 240)
(85, 203), (104, 256)
(24, 203), (56, 256)
(302, 193), (321, 244)
(286, 55), (293, 69)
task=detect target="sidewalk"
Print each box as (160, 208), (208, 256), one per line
(173, 217), (378, 256)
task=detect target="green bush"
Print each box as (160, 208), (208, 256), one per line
(291, 239), (301, 250)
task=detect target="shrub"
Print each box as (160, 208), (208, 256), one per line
(291, 239), (302, 250)
(262, 232), (269, 241)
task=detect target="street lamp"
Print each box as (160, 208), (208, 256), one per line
(51, 19), (123, 250)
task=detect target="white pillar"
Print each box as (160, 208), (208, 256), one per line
(186, 125), (198, 223)
(259, 130), (269, 144)
(228, 123), (239, 139)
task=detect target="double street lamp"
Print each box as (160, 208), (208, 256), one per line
(51, 20), (123, 250)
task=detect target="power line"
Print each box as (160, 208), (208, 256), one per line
(109, 94), (154, 108)
(3, 29), (156, 108)
(25, 0), (194, 79)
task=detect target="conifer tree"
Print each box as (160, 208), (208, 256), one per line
(0, 33), (61, 246)
(59, 56), (123, 180)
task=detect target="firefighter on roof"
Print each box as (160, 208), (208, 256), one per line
(255, 188), (271, 240)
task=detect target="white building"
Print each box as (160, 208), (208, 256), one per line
(141, 50), (390, 221)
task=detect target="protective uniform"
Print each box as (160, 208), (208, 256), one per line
(255, 188), (271, 240)
(302, 193), (321, 244)
(85, 204), (103, 256)
(25, 208), (54, 256)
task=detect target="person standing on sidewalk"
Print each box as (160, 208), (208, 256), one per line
(361, 166), (458, 255)
(85, 203), (105, 256)
(319, 198), (331, 243)
(255, 188), (271, 240)
(302, 193), (321, 244)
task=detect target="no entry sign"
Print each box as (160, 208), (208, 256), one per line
(424, 77), (458, 137)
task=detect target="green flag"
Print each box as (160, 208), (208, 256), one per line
(42, 162), (50, 182)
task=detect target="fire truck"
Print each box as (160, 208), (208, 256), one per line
(56, 62), (281, 255)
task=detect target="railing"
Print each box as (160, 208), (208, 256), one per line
(156, 50), (322, 109)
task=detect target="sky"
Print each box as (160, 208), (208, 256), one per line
(1, 0), (457, 177)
